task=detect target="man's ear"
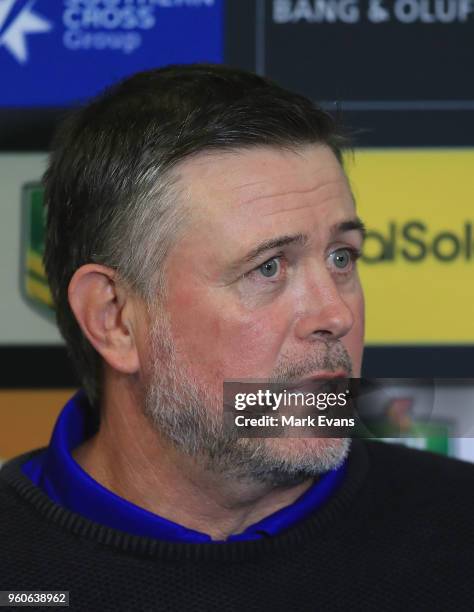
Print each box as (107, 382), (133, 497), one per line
(68, 264), (140, 375)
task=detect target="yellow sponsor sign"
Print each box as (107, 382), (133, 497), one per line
(347, 149), (474, 344)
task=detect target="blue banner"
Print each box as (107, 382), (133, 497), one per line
(0, 0), (224, 107)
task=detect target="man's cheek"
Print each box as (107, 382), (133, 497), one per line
(167, 287), (289, 377)
(218, 318), (285, 378)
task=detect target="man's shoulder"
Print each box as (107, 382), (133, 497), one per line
(364, 438), (474, 477)
(361, 440), (474, 509)
(0, 450), (46, 526)
(0, 450), (86, 580)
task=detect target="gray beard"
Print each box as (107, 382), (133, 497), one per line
(143, 318), (352, 487)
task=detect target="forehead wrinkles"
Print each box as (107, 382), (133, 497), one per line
(229, 162), (332, 206)
(235, 166), (346, 203)
(235, 179), (338, 210)
(254, 181), (352, 219)
(174, 147), (351, 230)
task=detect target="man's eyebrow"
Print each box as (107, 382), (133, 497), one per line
(333, 218), (366, 240)
(229, 219), (365, 274)
(241, 234), (308, 265)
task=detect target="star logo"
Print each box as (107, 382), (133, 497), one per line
(0, 0), (52, 64)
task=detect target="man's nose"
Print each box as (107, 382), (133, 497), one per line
(294, 270), (354, 341)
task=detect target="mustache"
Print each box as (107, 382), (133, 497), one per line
(269, 341), (353, 383)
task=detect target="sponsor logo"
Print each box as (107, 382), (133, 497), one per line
(273, 0), (474, 24)
(2, 1), (223, 106)
(61, 0), (156, 55)
(0, 0), (52, 64)
(0, 0), (218, 63)
(379, 396), (451, 456)
(20, 182), (54, 319)
(60, 0), (217, 55)
(363, 221), (474, 263)
(348, 148), (474, 343)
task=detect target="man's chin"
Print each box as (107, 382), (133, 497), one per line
(261, 436), (350, 470)
(226, 436), (351, 487)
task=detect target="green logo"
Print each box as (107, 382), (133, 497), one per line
(21, 182), (54, 318)
(365, 395), (452, 457)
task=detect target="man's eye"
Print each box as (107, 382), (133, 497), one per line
(259, 257), (280, 278)
(329, 248), (359, 271)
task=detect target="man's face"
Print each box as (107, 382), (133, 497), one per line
(141, 144), (365, 483)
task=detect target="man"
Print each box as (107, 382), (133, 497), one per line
(1, 65), (472, 611)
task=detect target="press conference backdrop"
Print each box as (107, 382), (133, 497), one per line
(0, 0), (473, 462)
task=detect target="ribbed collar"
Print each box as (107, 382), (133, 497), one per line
(0, 439), (369, 562)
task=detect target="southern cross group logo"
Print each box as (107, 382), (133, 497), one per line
(0, 0), (52, 64)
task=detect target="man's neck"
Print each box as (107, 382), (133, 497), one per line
(72, 390), (313, 541)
